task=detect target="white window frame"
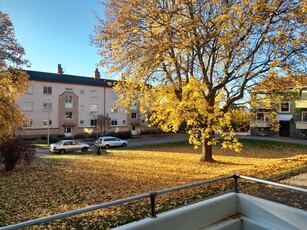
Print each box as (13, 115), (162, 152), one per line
(90, 104), (98, 112)
(27, 85), (33, 94)
(131, 113), (137, 119)
(65, 96), (73, 109)
(43, 119), (52, 128)
(65, 112), (73, 120)
(22, 119), (33, 128)
(111, 120), (118, 126)
(90, 89), (98, 98)
(302, 111), (307, 122)
(43, 102), (52, 111)
(111, 105), (117, 112)
(302, 91), (307, 100)
(279, 101), (290, 113)
(256, 112), (269, 122)
(90, 119), (97, 126)
(43, 86), (52, 95)
(22, 102), (33, 111)
(132, 101), (137, 110)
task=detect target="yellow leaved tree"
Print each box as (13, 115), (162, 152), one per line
(93, 0), (307, 162)
(0, 12), (30, 138)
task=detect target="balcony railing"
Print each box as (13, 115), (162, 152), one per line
(1, 174), (306, 230)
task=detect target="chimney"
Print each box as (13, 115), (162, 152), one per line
(93, 68), (100, 80)
(57, 64), (63, 75)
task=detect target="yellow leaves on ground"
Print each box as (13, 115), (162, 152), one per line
(0, 141), (306, 229)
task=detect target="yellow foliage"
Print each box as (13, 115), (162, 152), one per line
(93, 0), (307, 161)
(0, 142), (306, 228)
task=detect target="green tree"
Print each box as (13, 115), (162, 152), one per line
(93, 0), (307, 162)
(0, 12), (30, 138)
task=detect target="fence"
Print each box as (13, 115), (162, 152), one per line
(1, 174), (306, 230)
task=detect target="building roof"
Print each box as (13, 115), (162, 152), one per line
(27, 70), (117, 88)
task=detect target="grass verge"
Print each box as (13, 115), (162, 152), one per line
(0, 139), (306, 229)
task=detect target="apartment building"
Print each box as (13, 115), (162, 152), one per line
(250, 76), (307, 138)
(15, 65), (151, 138)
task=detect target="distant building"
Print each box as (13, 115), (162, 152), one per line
(15, 65), (152, 138)
(250, 75), (307, 138)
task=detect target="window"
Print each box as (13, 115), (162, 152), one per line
(91, 89), (98, 98)
(280, 102), (290, 112)
(123, 120), (126, 124)
(132, 101), (137, 110)
(302, 112), (307, 122)
(43, 102), (52, 111)
(22, 120), (33, 128)
(27, 85), (33, 94)
(65, 96), (73, 108)
(90, 119), (97, 126)
(80, 105), (85, 110)
(131, 113), (137, 119)
(302, 91), (307, 100)
(80, 120), (84, 125)
(142, 119), (145, 124)
(22, 102), (33, 111)
(111, 105), (117, 112)
(80, 90), (85, 95)
(111, 92), (118, 99)
(90, 104), (98, 112)
(65, 127), (72, 135)
(256, 112), (269, 122)
(43, 119), (52, 127)
(65, 88), (73, 91)
(65, 112), (73, 119)
(43, 86), (52, 95)
(111, 120), (118, 126)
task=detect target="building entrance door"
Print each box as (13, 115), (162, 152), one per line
(65, 127), (72, 137)
(131, 125), (138, 135)
(279, 121), (290, 137)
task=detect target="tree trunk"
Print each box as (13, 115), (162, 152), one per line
(200, 136), (214, 162)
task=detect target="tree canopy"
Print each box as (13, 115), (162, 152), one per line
(0, 12), (30, 138)
(93, 0), (307, 161)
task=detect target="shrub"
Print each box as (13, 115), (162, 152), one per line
(0, 137), (36, 171)
(74, 132), (90, 139)
(107, 131), (132, 139)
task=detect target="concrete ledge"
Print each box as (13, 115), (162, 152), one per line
(113, 192), (307, 230)
(114, 193), (238, 230)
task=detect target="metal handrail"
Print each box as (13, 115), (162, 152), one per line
(0, 174), (306, 230)
(237, 174), (307, 193)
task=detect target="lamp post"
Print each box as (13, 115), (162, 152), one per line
(47, 96), (53, 146)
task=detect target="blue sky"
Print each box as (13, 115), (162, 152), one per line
(1, 0), (106, 78)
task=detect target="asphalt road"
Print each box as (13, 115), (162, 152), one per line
(36, 134), (189, 155)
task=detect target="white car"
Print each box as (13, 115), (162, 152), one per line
(95, 136), (128, 149)
(50, 140), (90, 154)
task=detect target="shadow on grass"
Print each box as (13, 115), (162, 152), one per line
(123, 138), (307, 160)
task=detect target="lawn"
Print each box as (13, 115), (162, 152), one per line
(0, 139), (306, 229)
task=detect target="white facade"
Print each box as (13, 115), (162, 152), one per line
(15, 68), (150, 138)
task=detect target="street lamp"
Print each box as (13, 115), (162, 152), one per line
(47, 95), (53, 146)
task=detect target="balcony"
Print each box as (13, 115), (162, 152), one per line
(2, 175), (306, 230)
(295, 100), (307, 108)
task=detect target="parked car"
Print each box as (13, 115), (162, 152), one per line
(50, 140), (90, 154)
(95, 136), (128, 149)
